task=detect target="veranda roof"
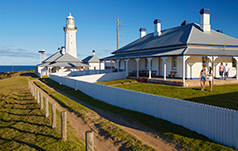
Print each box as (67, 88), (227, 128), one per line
(101, 47), (238, 60)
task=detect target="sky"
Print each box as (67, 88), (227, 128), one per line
(1, 0), (238, 65)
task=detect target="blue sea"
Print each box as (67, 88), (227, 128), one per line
(0, 66), (35, 73)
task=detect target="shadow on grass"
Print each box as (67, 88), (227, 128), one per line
(0, 136), (46, 151)
(20, 72), (38, 78)
(185, 91), (238, 111)
(0, 110), (43, 117)
(1, 118), (52, 128)
(0, 125), (58, 139)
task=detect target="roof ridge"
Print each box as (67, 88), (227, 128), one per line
(186, 24), (194, 43)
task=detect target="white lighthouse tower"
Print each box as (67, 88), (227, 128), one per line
(64, 13), (78, 58)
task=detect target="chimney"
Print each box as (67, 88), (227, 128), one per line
(139, 28), (146, 38)
(153, 19), (161, 36)
(61, 46), (65, 54)
(92, 50), (95, 56)
(58, 47), (61, 52)
(199, 8), (211, 32)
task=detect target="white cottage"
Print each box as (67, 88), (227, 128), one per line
(101, 8), (238, 84)
(82, 50), (104, 70)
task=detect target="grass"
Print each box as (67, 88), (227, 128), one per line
(97, 79), (238, 111)
(36, 76), (236, 150)
(0, 75), (84, 150)
(34, 79), (155, 151)
(96, 79), (138, 85)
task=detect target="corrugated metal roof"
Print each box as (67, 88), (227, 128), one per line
(38, 51), (88, 67)
(102, 48), (185, 60)
(55, 53), (82, 62)
(185, 48), (238, 56)
(43, 51), (61, 62)
(48, 62), (88, 67)
(188, 24), (238, 45)
(113, 24), (192, 54)
(112, 23), (238, 55)
(43, 51), (83, 63)
(82, 55), (101, 63)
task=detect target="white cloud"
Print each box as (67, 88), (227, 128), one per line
(0, 46), (38, 58)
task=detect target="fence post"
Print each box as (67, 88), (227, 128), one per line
(30, 84), (32, 94)
(61, 111), (67, 141)
(34, 87), (36, 99)
(86, 130), (94, 151)
(45, 97), (49, 117)
(52, 103), (56, 128)
(30, 83), (32, 94)
(40, 93), (44, 110)
(37, 90), (40, 104)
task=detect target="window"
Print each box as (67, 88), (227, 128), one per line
(202, 57), (208, 67)
(172, 57), (177, 70)
(145, 59), (148, 69)
(232, 58), (236, 68)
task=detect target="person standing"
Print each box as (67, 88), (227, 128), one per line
(219, 62), (224, 80)
(207, 67), (213, 91)
(200, 68), (206, 91)
(224, 63), (230, 80)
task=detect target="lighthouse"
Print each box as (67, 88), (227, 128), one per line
(63, 13), (78, 58)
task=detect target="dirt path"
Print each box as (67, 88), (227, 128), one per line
(30, 78), (178, 151)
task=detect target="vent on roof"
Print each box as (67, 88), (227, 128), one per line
(92, 50), (95, 56)
(181, 20), (189, 26)
(139, 28), (146, 38)
(216, 30), (223, 33)
(61, 46), (65, 55)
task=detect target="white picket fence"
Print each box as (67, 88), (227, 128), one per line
(49, 74), (238, 149)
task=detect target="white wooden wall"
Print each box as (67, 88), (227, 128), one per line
(50, 74), (238, 149)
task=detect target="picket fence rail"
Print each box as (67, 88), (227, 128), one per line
(49, 74), (238, 149)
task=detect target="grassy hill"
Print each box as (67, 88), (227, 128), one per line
(0, 74), (84, 150)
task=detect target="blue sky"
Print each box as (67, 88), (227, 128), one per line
(1, 0), (238, 65)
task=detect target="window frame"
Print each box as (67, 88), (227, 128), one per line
(172, 57), (177, 70)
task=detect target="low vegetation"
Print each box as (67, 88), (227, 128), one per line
(97, 79), (238, 111)
(37, 76), (235, 150)
(0, 71), (17, 79)
(0, 75), (84, 150)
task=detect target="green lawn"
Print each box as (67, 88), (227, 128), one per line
(96, 79), (138, 85)
(0, 75), (84, 150)
(97, 79), (238, 111)
(35, 76), (236, 151)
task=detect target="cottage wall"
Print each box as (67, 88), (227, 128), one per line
(128, 59), (136, 72)
(89, 62), (105, 70)
(151, 58), (159, 71)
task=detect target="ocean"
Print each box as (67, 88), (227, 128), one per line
(0, 66), (35, 73)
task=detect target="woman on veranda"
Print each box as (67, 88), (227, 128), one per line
(200, 68), (206, 91)
(207, 66), (213, 92)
